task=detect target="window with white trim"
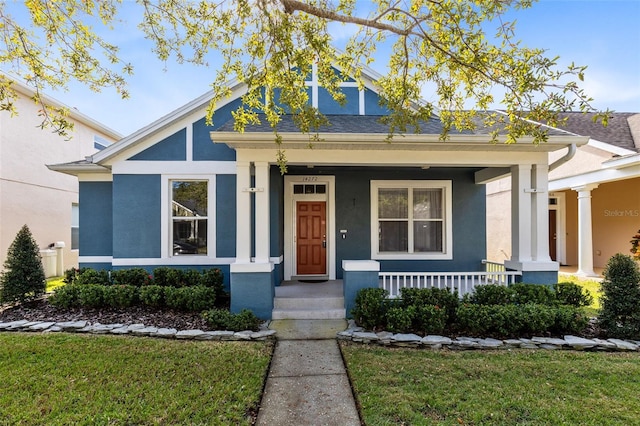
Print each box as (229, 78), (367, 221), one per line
(371, 180), (452, 259)
(171, 180), (208, 256)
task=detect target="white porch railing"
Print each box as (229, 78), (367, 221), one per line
(379, 264), (521, 298)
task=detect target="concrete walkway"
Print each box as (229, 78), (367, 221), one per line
(256, 321), (360, 425)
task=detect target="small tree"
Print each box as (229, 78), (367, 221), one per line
(599, 253), (640, 339)
(0, 225), (46, 304)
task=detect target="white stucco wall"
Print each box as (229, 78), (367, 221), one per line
(0, 85), (119, 274)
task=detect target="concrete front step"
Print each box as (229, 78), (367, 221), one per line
(272, 308), (346, 320)
(274, 296), (344, 310)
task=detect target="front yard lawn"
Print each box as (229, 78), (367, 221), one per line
(0, 333), (272, 425)
(342, 343), (640, 425)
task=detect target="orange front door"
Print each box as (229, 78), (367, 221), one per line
(296, 201), (327, 275)
(549, 209), (557, 261)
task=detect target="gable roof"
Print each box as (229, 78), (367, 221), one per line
(556, 112), (638, 152)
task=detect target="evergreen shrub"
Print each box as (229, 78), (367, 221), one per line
(202, 308), (261, 331)
(554, 282), (593, 307)
(350, 288), (389, 331)
(0, 225), (46, 304)
(599, 253), (640, 338)
(139, 285), (165, 307)
(78, 285), (105, 308)
(511, 283), (556, 306)
(103, 285), (138, 308)
(111, 268), (151, 287)
(49, 284), (81, 308)
(75, 269), (111, 286)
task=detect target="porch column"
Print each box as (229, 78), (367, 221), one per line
(573, 184), (599, 277)
(509, 164), (532, 263)
(235, 160), (252, 263)
(532, 163), (551, 262)
(254, 161), (270, 263)
(505, 163), (558, 284)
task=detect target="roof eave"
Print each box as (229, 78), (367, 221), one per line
(47, 162), (111, 176)
(211, 131), (588, 152)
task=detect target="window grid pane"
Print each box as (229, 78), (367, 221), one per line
(378, 188), (408, 219)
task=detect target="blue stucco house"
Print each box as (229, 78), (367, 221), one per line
(50, 66), (588, 318)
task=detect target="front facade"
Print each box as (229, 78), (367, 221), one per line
(0, 79), (120, 275)
(52, 68), (587, 318)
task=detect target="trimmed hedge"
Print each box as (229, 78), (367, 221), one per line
(51, 267), (226, 313)
(201, 309), (261, 331)
(352, 283), (591, 338)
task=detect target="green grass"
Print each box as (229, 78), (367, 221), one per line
(45, 276), (65, 293)
(342, 343), (640, 425)
(0, 333), (273, 425)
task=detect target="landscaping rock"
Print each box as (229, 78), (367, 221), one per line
(608, 339), (639, 351)
(352, 331), (379, 343)
(155, 328), (177, 338)
(477, 338), (503, 349)
(422, 335), (452, 346)
(29, 322), (56, 331)
(564, 335), (597, 350)
(55, 321), (88, 331)
(131, 326), (158, 336)
(176, 329), (205, 339)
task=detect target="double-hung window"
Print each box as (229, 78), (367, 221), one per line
(371, 180), (452, 259)
(171, 180), (208, 256)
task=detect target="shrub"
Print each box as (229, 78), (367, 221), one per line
(202, 308), (261, 331)
(554, 282), (593, 307)
(511, 283), (556, 306)
(182, 269), (203, 287)
(153, 267), (185, 287)
(386, 304), (415, 333)
(139, 285), (165, 307)
(201, 268), (224, 289)
(599, 253), (640, 338)
(413, 305), (448, 335)
(78, 285), (105, 308)
(351, 288), (389, 331)
(164, 286), (216, 312)
(75, 269), (111, 286)
(0, 225), (46, 304)
(49, 284), (81, 308)
(111, 268), (151, 287)
(467, 284), (514, 305)
(63, 267), (87, 284)
(456, 303), (558, 338)
(399, 287), (459, 324)
(103, 285), (138, 308)
(551, 305), (590, 335)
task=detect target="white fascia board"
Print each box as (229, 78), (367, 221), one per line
(46, 162), (111, 177)
(601, 152), (640, 170)
(92, 80), (247, 165)
(549, 163), (640, 191)
(587, 138), (636, 156)
(215, 131), (586, 153)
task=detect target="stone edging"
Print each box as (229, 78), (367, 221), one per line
(337, 325), (640, 352)
(0, 319), (276, 341)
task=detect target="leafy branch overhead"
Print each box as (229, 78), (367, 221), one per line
(0, 0), (608, 143)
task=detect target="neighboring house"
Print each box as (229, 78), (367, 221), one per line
(487, 112), (640, 276)
(50, 66), (587, 318)
(0, 78), (121, 276)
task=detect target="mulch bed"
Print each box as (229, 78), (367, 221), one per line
(0, 298), (212, 331)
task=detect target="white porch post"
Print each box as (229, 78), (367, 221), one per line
(235, 160), (252, 263)
(509, 164), (532, 263)
(532, 163), (551, 262)
(573, 184), (599, 277)
(254, 161), (271, 263)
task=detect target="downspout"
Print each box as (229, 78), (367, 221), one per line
(549, 143), (577, 172)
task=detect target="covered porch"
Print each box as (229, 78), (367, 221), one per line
(212, 126), (588, 319)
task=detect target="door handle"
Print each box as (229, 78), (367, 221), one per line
(322, 240), (326, 248)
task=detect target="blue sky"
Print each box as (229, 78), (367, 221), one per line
(9, 0), (640, 136)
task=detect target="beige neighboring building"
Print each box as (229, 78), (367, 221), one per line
(487, 112), (640, 277)
(0, 79), (121, 276)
